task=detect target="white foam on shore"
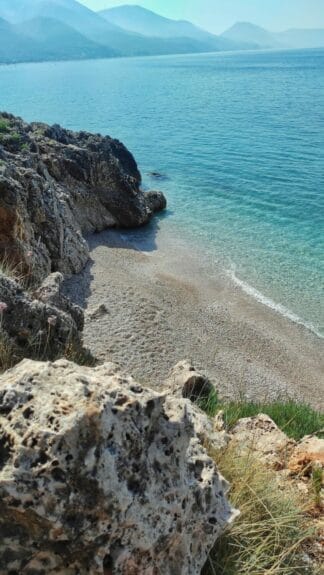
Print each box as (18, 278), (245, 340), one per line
(228, 266), (323, 339)
(120, 229), (323, 339)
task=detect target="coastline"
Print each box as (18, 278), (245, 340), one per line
(64, 224), (324, 410)
(228, 267), (324, 340)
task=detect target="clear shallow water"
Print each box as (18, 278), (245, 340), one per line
(0, 49), (323, 335)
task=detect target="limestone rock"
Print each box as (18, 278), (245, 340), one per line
(214, 410), (226, 432)
(0, 113), (166, 283)
(288, 436), (324, 476)
(166, 360), (215, 402)
(0, 273), (83, 361)
(0, 359), (236, 575)
(34, 272), (84, 332)
(229, 414), (295, 469)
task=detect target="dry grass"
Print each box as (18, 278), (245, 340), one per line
(64, 339), (97, 367)
(203, 444), (316, 575)
(0, 255), (24, 283)
(0, 330), (22, 373)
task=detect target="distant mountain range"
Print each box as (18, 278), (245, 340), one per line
(0, 1), (323, 65)
(222, 21), (324, 50)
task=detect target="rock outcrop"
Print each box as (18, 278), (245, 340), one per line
(228, 414), (295, 469)
(166, 360), (214, 402)
(288, 436), (324, 476)
(0, 359), (236, 574)
(0, 272), (84, 363)
(0, 112), (166, 282)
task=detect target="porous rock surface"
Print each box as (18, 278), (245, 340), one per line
(0, 359), (236, 574)
(0, 272), (84, 361)
(288, 436), (324, 475)
(0, 112), (166, 282)
(229, 414), (295, 468)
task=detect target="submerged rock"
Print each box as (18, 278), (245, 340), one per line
(0, 359), (236, 574)
(0, 112), (166, 283)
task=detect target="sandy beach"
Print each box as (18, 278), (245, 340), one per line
(64, 224), (324, 409)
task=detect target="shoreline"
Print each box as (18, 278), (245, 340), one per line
(1, 47), (322, 69)
(227, 267), (324, 341)
(64, 225), (324, 409)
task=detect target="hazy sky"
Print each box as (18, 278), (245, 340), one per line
(80, 0), (324, 34)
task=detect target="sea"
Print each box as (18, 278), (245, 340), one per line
(0, 48), (323, 336)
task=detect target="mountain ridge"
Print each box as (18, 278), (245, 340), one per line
(0, 1), (323, 64)
(99, 5), (257, 51)
(222, 21), (324, 49)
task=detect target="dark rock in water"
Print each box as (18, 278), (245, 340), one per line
(144, 189), (167, 214)
(0, 112), (167, 283)
(148, 171), (169, 180)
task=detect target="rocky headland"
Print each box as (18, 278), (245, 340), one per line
(0, 112), (165, 362)
(0, 113), (322, 574)
(0, 112), (166, 283)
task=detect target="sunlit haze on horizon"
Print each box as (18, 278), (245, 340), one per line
(79, 0), (324, 34)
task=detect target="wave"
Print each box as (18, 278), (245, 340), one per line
(228, 266), (323, 339)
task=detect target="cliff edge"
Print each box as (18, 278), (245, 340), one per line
(0, 112), (166, 282)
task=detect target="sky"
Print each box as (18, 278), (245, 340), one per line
(80, 0), (324, 34)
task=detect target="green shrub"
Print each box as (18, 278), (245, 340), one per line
(198, 392), (323, 441)
(0, 118), (9, 133)
(311, 466), (323, 508)
(10, 131), (21, 142)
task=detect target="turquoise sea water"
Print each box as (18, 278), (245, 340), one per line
(0, 49), (323, 335)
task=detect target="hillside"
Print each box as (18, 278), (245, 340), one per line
(222, 21), (324, 49)
(0, 0), (255, 64)
(0, 0), (223, 59)
(99, 5), (255, 51)
(0, 17), (38, 63)
(0, 1), (323, 65)
(222, 22), (283, 49)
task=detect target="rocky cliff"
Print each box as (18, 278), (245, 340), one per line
(0, 112), (166, 283)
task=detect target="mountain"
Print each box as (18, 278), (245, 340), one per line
(15, 17), (115, 60)
(0, 12), (114, 63)
(221, 22), (282, 49)
(100, 4), (221, 41)
(0, 0), (128, 44)
(0, 0), (232, 58)
(0, 17), (40, 63)
(0, 1), (323, 65)
(222, 21), (324, 50)
(99, 5), (255, 51)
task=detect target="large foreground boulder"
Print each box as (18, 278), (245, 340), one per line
(0, 112), (166, 282)
(0, 359), (236, 574)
